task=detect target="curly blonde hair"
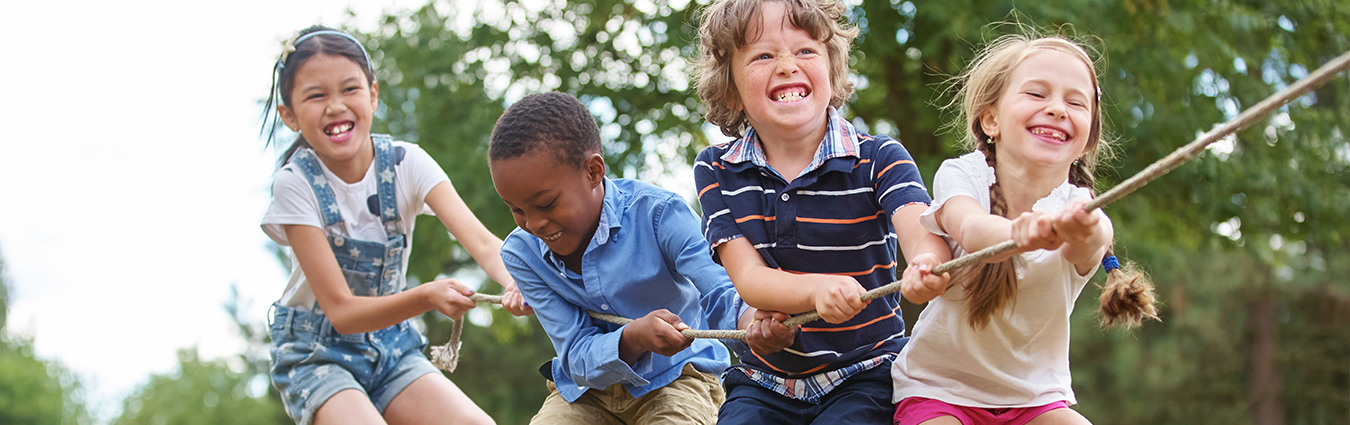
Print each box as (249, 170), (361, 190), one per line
(694, 0), (858, 137)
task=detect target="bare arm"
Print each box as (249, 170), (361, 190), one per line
(716, 238), (866, 324)
(285, 224), (477, 334)
(1052, 199), (1113, 276)
(892, 204), (953, 304)
(424, 181), (532, 316)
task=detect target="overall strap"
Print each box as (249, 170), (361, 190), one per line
(289, 148), (345, 227)
(372, 135), (401, 226)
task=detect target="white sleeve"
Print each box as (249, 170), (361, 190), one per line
(918, 153), (991, 237)
(260, 166), (324, 246)
(396, 142), (451, 216)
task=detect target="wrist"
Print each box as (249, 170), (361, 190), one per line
(618, 324), (645, 365)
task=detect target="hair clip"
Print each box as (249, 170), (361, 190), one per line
(277, 37), (298, 68)
(1102, 255), (1120, 272)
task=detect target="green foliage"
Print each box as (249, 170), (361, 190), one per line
(422, 308), (556, 424)
(345, 0), (1350, 423)
(113, 286), (287, 424)
(0, 246), (90, 425)
(0, 338), (90, 425)
(113, 348), (286, 425)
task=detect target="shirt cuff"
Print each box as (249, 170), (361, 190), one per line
(590, 324), (652, 388)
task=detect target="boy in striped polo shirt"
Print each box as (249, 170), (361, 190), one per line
(692, 0), (952, 423)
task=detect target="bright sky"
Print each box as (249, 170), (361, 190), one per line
(0, 0), (427, 421)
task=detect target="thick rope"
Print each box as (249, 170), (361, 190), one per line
(429, 50), (1350, 369)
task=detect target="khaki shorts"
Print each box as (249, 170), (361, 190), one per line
(531, 363), (725, 425)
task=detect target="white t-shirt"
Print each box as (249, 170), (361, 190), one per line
(892, 150), (1107, 407)
(261, 141), (449, 310)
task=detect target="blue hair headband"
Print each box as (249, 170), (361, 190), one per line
(1102, 255), (1120, 272)
(275, 30), (373, 75)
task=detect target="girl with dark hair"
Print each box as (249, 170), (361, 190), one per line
(259, 26), (525, 425)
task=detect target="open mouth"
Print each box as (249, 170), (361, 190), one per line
(539, 231), (562, 242)
(324, 121), (355, 139)
(1030, 126), (1069, 142)
(772, 85), (809, 103)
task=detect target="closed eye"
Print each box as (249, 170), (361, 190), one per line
(1024, 91), (1045, 99)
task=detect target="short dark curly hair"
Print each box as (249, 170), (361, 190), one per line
(489, 92), (602, 169)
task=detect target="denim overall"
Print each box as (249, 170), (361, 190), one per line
(268, 136), (438, 425)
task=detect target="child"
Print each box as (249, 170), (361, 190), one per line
(692, 0), (952, 423)
(490, 92), (787, 425)
(259, 26), (526, 425)
(891, 33), (1158, 425)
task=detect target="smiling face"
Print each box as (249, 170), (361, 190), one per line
(278, 53), (379, 173)
(491, 150), (606, 261)
(980, 49), (1096, 170)
(730, 1), (833, 141)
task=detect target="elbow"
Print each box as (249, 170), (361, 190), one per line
(321, 305), (365, 335)
(327, 316), (361, 335)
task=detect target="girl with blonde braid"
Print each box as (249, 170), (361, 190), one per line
(893, 33), (1157, 425)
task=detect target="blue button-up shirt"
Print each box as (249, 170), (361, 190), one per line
(501, 178), (747, 402)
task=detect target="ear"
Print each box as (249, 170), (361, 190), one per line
(584, 153), (607, 188)
(978, 107), (1000, 140)
(278, 104), (299, 132)
(369, 81), (380, 110)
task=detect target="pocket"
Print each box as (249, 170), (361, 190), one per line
(340, 269), (379, 296)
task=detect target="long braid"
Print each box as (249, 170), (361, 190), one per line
(1069, 158), (1159, 327)
(954, 143), (1021, 330)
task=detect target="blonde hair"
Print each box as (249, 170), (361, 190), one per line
(694, 0), (858, 137)
(945, 31), (1158, 329)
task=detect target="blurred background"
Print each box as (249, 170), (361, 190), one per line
(1, 0), (1347, 424)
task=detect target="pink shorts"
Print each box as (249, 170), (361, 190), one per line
(893, 397), (1069, 425)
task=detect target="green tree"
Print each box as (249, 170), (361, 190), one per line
(0, 248), (91, 425)
(350, 1), (1350, 423)
(113, 348), (286, 425)
(113, 285), (286, 424)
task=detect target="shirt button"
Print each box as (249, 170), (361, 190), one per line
(601, 304), (610, 310)
(780, 193), (790, 202)
(333, 236), (345, 247)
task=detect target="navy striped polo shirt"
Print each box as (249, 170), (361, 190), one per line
(694, 109), (932, 377)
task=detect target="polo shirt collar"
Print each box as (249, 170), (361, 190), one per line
(719, 107), (861, 177)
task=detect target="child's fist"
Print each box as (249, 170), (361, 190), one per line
(1050, 199), (1099, 245)
(627, 309), (694, 358)
(744, 309), (797, 354)
(422, 278), (478, 320)
(900, 253), (951, 304)
(1011, 210), (1063, 252)
(814, 276), (868, 324)
(500, 284), (534, 317)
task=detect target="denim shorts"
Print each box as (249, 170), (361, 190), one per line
(269, 304), (440, 425)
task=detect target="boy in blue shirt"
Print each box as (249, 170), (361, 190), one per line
(691, 0), (952, 423)
(490, 92), (788, 425)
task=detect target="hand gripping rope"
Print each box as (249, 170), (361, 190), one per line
(430, 50), (1350, 372)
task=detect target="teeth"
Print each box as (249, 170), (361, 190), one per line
(541, 232), (562, 242)
(325, 123), (353, 136)
(1032, 127), (1067, 141)
(774, 88), (805, 102)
